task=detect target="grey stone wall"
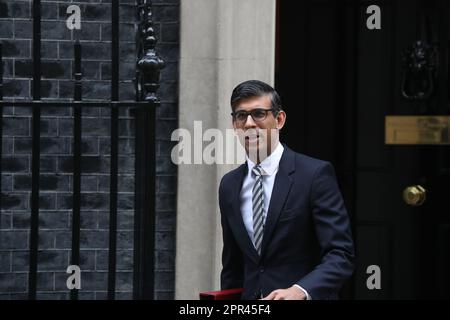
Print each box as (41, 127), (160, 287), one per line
(0, 0), (178, 299)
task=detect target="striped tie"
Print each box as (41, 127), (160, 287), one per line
(252, 165), (264, 255)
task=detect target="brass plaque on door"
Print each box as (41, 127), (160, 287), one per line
(385, 116), (450, 145)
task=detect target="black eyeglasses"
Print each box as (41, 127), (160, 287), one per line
(231, 108), (277, 125)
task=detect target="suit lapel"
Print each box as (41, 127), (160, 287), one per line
(260, 146), (295, 257)
(228, 164), (260, 264)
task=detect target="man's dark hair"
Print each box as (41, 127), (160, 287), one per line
(230, 80), (282, 112)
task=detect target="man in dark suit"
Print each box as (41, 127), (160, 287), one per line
(219, 80), (355, 300)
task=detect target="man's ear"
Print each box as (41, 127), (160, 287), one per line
(276, 111), (286, 130)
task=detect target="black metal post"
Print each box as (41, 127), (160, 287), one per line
(133, 107), (156, 299)
(0, 42), (3, 226)
(0, 42), (3, 100)
(70, 40), (82, 300)
(29, 0), (41, 300)
(108, 0), (120, 300)
(133, 0), (164, 300)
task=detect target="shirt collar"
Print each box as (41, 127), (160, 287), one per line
(247, 142), (284, 176)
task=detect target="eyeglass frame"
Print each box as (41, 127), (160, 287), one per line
(231, 108), (280, 125)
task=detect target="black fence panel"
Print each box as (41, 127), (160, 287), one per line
(0, 0), (164, 300)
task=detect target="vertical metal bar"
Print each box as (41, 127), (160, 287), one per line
(0, 42), (3, 222)
(29, 0), (41, 300)
(70, 41), (82, 301)
(133, 107), (156, 299)
(0, 42), (3, 100)
(145, 107), (156, 300)
(108, 0), (120, 300)
(132, 111), (142, 299)
(133, 0), (164, 299)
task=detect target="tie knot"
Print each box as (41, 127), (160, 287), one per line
(252, 165), (263, 178)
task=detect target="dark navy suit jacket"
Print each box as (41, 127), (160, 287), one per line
(219, 145), (355, 299)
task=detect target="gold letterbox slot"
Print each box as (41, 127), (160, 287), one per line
(385, 116), (450, 145)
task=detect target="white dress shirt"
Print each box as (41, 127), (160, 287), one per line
(239, 142), (311, 300)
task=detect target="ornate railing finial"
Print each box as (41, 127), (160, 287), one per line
(136, 0), (165, 103)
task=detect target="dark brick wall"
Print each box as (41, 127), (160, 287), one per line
(0, 0), (178, 299)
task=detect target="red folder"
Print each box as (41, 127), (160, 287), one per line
(199, 288), (243, 300)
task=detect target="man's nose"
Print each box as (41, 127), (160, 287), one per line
(243, 114), (257, 128)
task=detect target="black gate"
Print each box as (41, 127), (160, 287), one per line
(0, 0), (164, 300)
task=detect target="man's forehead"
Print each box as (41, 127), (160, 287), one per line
(235, 95), (271, 110)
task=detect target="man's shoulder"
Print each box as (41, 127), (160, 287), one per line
(219, 163), (246, 189)
(284, 149), (337, 189)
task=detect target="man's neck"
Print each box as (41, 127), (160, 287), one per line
(248, 141), (280, 164)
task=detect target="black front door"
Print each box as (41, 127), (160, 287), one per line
(276, 0), (450, 299)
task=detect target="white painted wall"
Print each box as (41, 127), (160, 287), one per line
(175, 0), (276, 299)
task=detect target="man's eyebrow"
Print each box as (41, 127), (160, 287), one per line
(234, 106), (269, 112)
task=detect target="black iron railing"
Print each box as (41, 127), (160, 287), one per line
(0, 0), (164, 300)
